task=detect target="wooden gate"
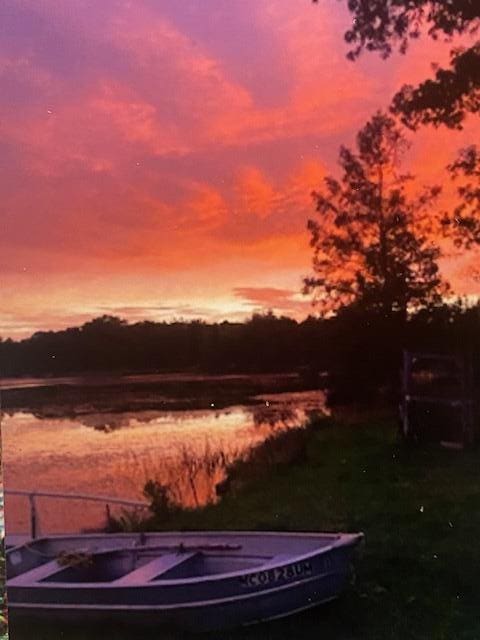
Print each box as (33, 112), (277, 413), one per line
(400, 351), (476, 448)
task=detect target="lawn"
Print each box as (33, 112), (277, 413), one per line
(7, 411), (480, 639)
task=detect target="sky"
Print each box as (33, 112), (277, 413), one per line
(1, 0), (479, 339)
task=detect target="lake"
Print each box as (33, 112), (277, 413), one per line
(1, 373), (327, 536)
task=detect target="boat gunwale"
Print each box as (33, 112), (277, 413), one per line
(7, 531), (364, 589)
(6, 529), (359, 553)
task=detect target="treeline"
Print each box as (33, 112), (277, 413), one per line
(0, 313), (311, 377)
(1, 304), (479, 395)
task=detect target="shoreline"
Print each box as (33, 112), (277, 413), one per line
(1, 372), (323, 417)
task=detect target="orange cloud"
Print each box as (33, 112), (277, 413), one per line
(91, 84), (188, 156)
(234, 167), (276, 219)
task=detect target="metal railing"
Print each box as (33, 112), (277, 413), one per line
(4, 489), (149, 539)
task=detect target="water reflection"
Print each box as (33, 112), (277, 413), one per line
(2, 391), (326, 535)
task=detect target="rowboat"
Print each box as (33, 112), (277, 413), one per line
(6, 530), (364, 632)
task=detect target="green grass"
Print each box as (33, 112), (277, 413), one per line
(8, 412), (480, 639)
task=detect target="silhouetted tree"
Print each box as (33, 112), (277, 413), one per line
(443, 145), (480, 247)
(328, 2), (480, 253)
(305, 112), (445, 318)
(333, 0), (480, 129)
(392, 43), (480, 130)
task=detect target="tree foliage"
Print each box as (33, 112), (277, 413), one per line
(342, 0), (479, 60)
(324, 1), (480, 250)
(392, 42), (480, 129)
(443, 144), (480, 247)
(305, 112), (445, 316)
(334, 0), (480, 129)
(0, 313), (306, 377)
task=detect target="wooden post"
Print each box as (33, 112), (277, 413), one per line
(29, 494), (37, 539)
(463, 353), (475, 446)
(401, 350), (411, 440)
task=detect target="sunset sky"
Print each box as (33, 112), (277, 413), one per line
(2, 0), (479, 339)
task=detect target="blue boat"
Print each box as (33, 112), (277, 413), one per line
(6, 531), (364, 632)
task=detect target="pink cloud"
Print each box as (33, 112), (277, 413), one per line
(91, 83), (189, 156)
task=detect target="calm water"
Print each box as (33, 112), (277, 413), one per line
(2, 383), (326, 536)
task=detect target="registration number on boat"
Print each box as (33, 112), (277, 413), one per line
(239, 560), (313, 588)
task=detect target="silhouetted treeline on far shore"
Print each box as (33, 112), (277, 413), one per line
(1, 302), (479, 404)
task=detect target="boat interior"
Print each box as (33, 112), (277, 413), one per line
(7, 533), (341, 586)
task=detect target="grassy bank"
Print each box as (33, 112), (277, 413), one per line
(9, 411), (480, 639)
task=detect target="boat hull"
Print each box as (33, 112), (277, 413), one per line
(7, 531), (363, 632)
(10, 572), (348, 632)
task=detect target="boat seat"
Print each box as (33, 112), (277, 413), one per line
(8, 560), (65, 587)
(113, 552), (199, 585)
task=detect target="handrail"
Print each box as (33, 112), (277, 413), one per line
(5, 489), (148, 508)
(4, 489), (149, 539)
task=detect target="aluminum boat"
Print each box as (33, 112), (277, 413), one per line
(6, 531), (364, 631)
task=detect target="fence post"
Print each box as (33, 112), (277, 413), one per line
(29, 493), (37, 539)
(401, 350), (411, 440)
